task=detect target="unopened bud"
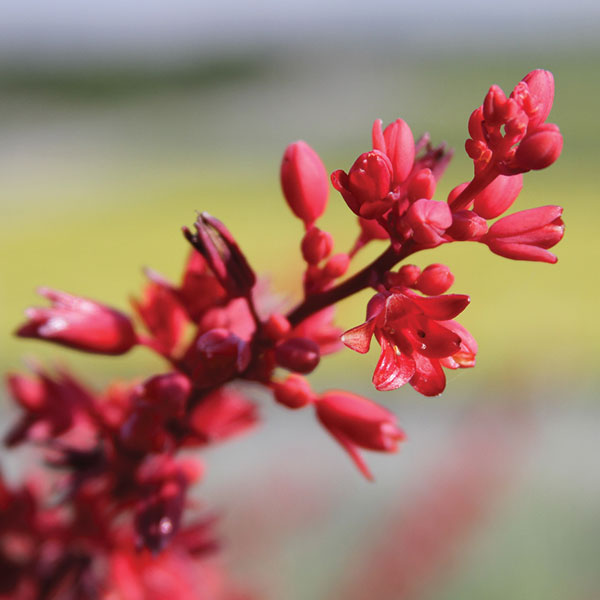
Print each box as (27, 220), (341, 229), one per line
(301, 226), (334, 265)
(446, 210), (488, 241)
(272, 374), (315, 409)
(407, 168), (436, 202)
(274, 337), (320, 374)
(415, 264), (454, 295)
(280, 141), (329, 226)
(372, 118), (415, 185)
(323, 253), (350, 279)
(512, 124), (563, 171)
(473, 174), (523, 219)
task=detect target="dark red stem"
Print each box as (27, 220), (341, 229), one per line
(286, 241), (416, 327)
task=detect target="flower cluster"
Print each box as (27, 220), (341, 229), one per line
(2, 69), (563, 598)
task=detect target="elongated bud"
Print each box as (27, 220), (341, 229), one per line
(323, 253), (350, 279)
(274, 337), (320, 374)
(482, 205), (564, 263)
(473, 174), (523, 219)
(17, 288), (137, 355)
(514, 69), (555, 131)
(301, 226), (334, 265)
(415, 264), (454, 296)
(280, 141), (329, 226)
(183, 213), (255, 298)
(512, 124), (563, 172)
(272, 374), (315, 409)
(372, 118), (415, 185)
(407, 168), (436, 202)
(263, 313), (291, 341)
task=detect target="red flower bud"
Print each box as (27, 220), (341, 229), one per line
(301, 226), (334, 265)
(405, 199), (452, 246)
(415, 264), (455, 296)
(482, 205), (564, 263)
(315, 391), (405, 480)
(272, 374), (315, 409)
(263, 313), (291, 341)
(17, 288), (137, 355)
(331, 150), (394, 219)
(514, 69), (555, 131)
(446, 210), (488, 241)
(384, 264), (421, 289)
(472, 174), (523, 219)
(190, 328), (251, 386)
(183, 213), (256, 299)
(274, 337), (320, 374)
(372, 118), (415, 185)
(323, 253), (350, 279)
(407, 168), (436, 202)
(280, 140), (329, 226)
(512, 124), (563, 172)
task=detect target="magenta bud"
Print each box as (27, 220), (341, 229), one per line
(405, 199), (452, 246)
(468, 107), (485, 141)
(385, 264), (421, 289)
(263, 313), (291, 341)
(483, 205), (564, 263)
(280, 141), (329, 226)
(17, 288), (137, 355)
(415, 264), (454, 296)
(274, 337), (320, 374)
(515, 70), (555, 131)
(372, 118), (415, 185)
(138, 373), (191, 418)
(323, 253), (350, 279)
(407, 168), (436, 202)
(331, 150), (394, 219)
(272, 374), (315, 409)
(483, 84), (508, 125)
(446, 210), (488, 241)
(513, 124), (563, 171)
(301, 226), (334, 265)
(473, 174), (523, 219)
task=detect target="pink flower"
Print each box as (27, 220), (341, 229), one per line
(17, 287), (137, 355)
(315, 390), (405, 480)
(280, 140), (329, 227)
(481, 205), (565, 263)
(342, 289), (474, 396)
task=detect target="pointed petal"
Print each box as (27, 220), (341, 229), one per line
(341, 319), (376, 354)
(411, 294), (470, 320)
(373, 337), (415, 391)
(323, 424), (374, 481)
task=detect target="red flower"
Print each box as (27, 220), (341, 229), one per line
(17, 288), (137, 355)
(342, 289), (475, 396)
(315, 390), (405, 480)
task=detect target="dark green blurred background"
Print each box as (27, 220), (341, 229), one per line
(1, 4), (599, 598)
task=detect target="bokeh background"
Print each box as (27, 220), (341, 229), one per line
(1, 1), (599, 598)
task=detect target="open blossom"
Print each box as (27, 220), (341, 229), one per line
(342, 288), (476, 397)
(17, 288), (137, 355)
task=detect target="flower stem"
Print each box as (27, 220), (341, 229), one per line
(287, 241), (415, 327)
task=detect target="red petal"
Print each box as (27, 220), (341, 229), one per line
(341, 319), (376, 354)
(411, 294), (470, 320)
(372, 337), (415, 391)
(410, 354), (446, 397)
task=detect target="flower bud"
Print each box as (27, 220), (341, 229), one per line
(315, 391), (405, 480)
(514, 69), (555, 131)
(323, 253), (350, 279)
(280, 141), (329, 226)
(472, 173), (523, 219)
(512, 124), (563, 171)
(274, 337), (320, 374)
(415, 264), (454, 296)
(183, 213), (256, 298)
(407, 168), (436, 202)
(272, 374), (315, 409)
(17, 288), (137, 355)
(405, 199), (452, 246)
(331, 150), (394, 219)
(372, 118), (415, 185)
(482, 205), (564, 263)
(446, 210), (488, 241)
(384, 264), (421, 289)
(263, 313), (291, 341)
(301, 226), (334, 265)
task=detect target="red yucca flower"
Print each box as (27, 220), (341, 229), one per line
(2, 69), (563, 599)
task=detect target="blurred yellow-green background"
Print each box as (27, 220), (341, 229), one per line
(1, 2), (599, 598)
